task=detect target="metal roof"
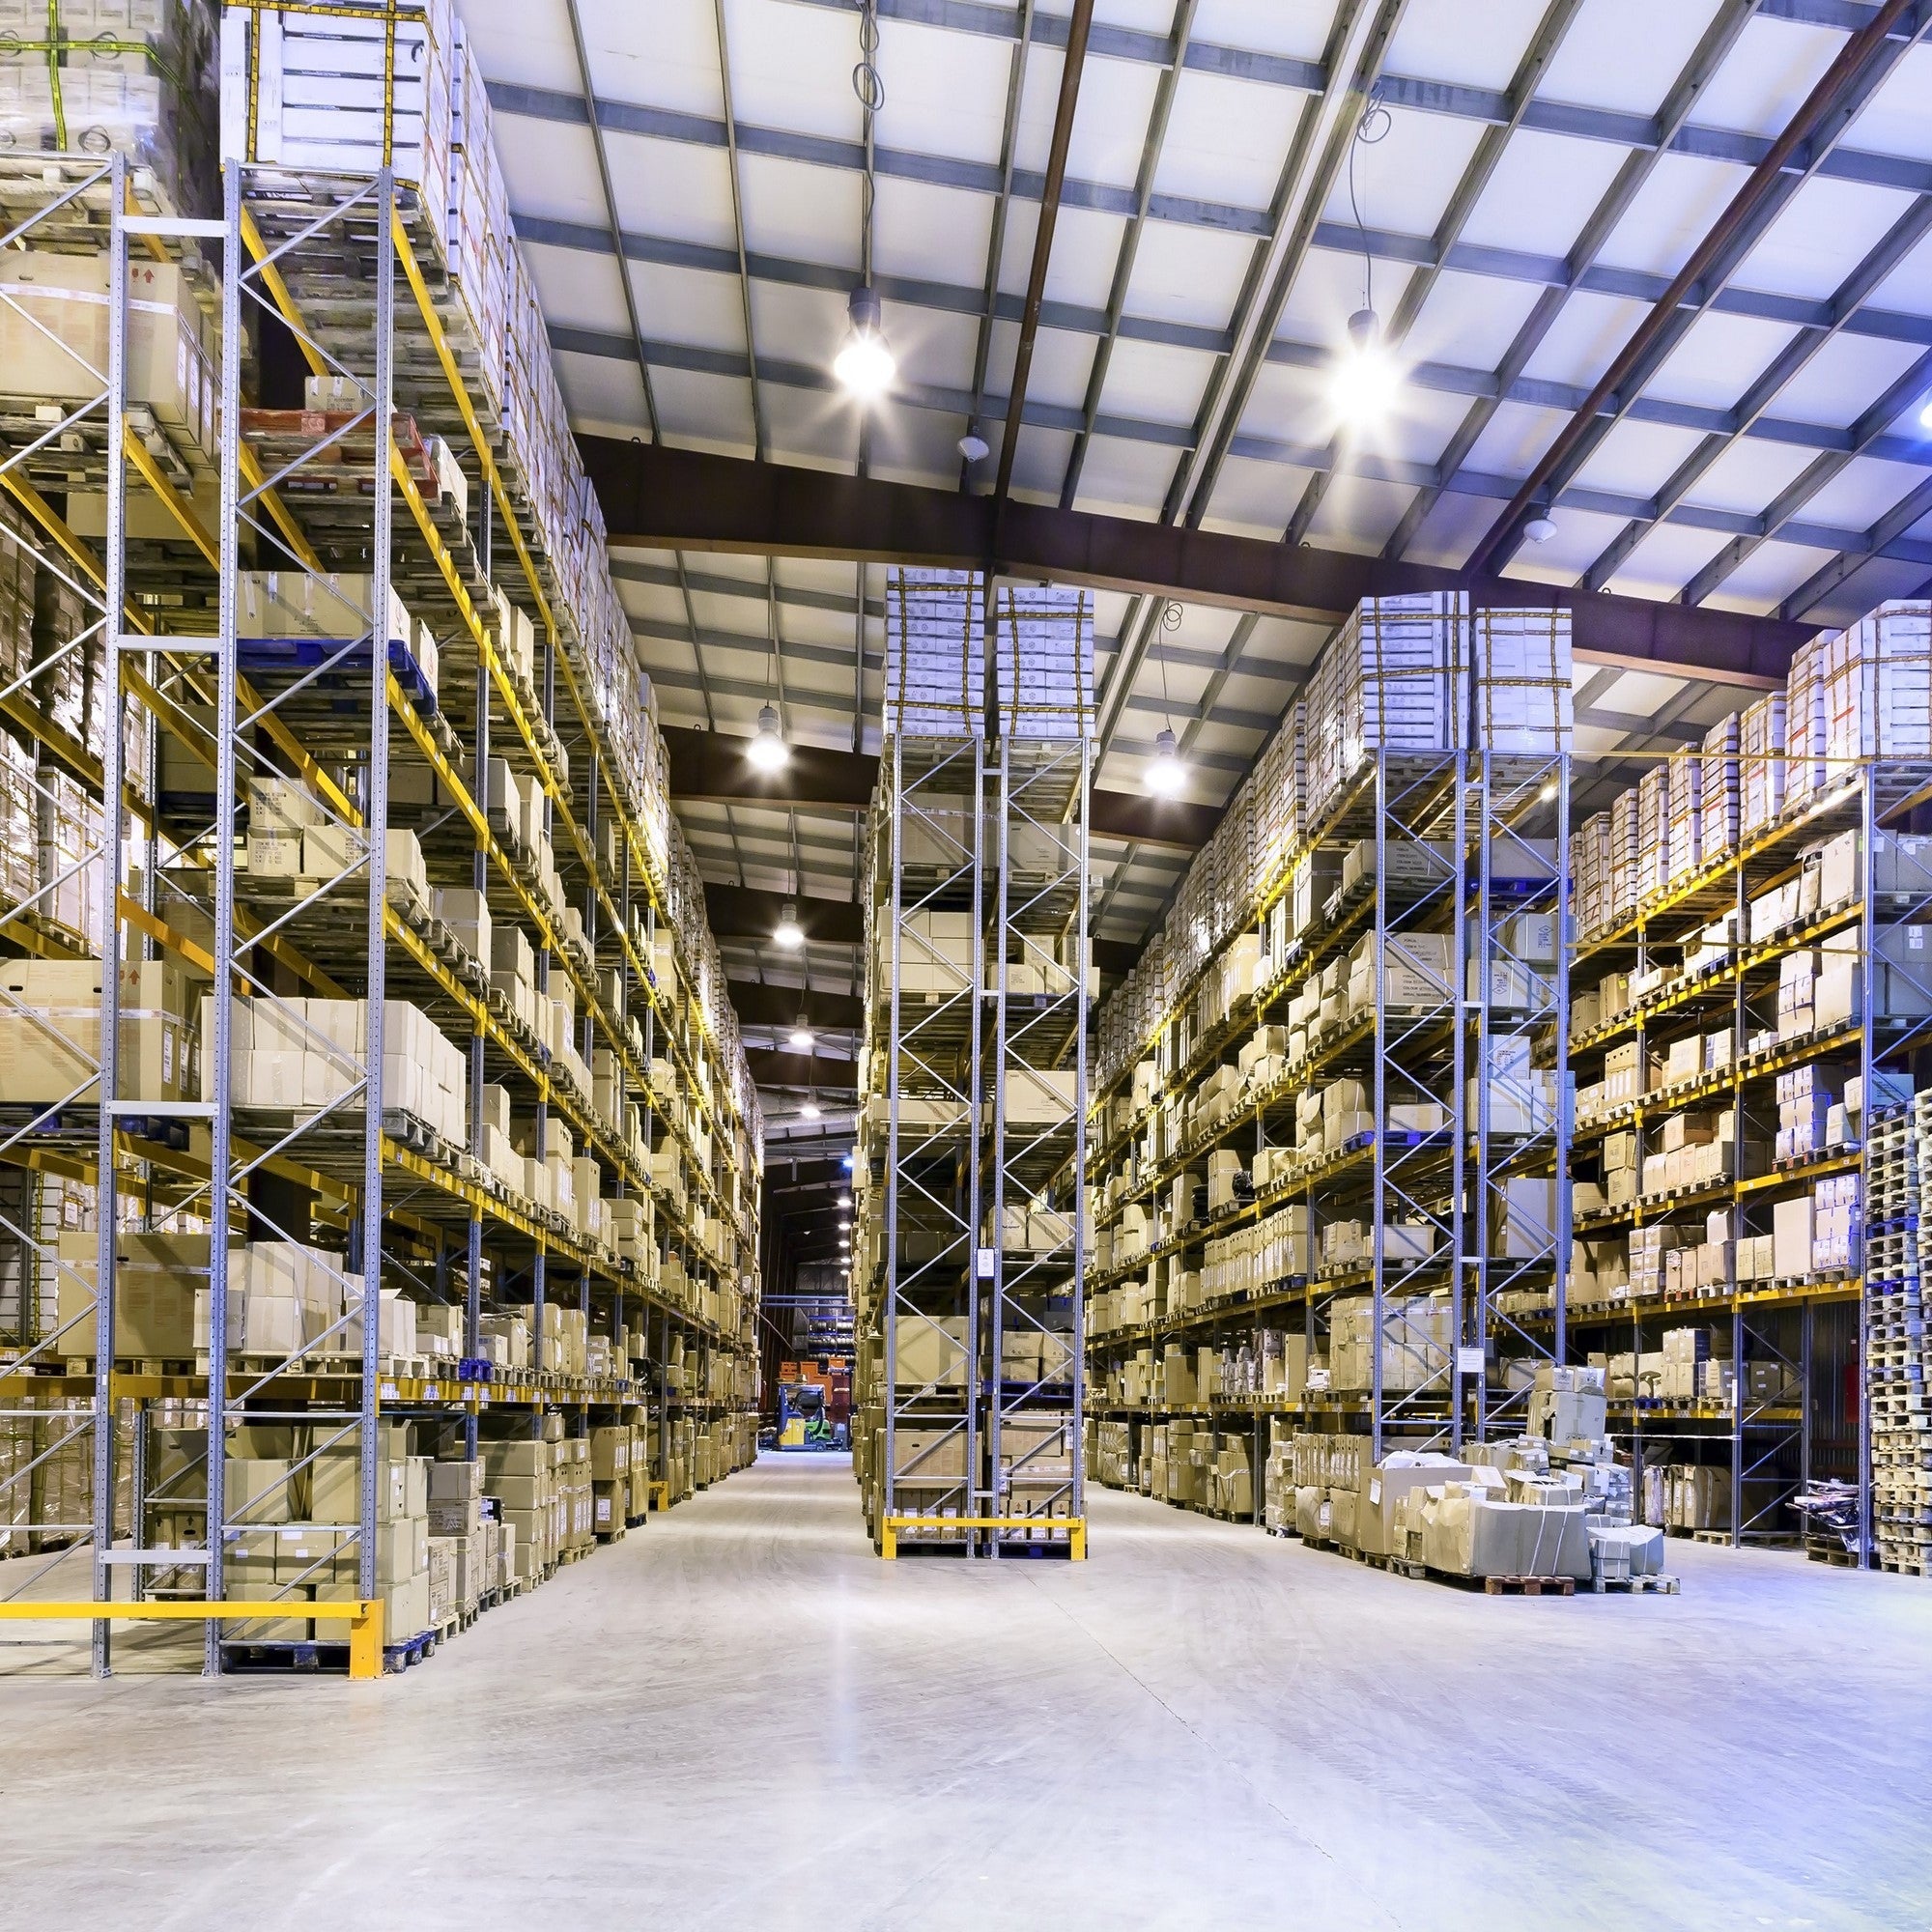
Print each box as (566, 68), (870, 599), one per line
(459, 0), (1932, 1122)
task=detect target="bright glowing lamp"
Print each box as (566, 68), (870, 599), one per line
(1147, 726), (1186, 796)
(1331, 306), (1399, 426)
(834, 286), (895, 400)
(748, 703), (788, 772)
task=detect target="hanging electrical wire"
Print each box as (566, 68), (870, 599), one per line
(1348, 84), (1391, 321)
(1334, 85), (1397, 427)
(836, 2), (895, 400)
(1149, 600), (1186, 794)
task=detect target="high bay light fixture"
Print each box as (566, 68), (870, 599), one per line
(834, 285), (895, 401)
(748, 703), (788, 772)
(1147, 602), (1188, 796)
(774, 901), (804, 951)
(1331, 89), (1398, 430)
(1331, 304), (1400, 426)
(1147, 726), (1185, 796)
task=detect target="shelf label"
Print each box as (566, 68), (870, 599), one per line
(977, 1247), (995, 1278)
(1457, 1347), (1486, 1376)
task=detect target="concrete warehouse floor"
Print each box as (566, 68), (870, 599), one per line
(3, 1456), (1930, 1931)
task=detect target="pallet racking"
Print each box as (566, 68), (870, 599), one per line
(1566, 754), (1932, 1556)
(0, 156), (760, 1675)
(1083, 749), (1494, 1497)
(852, 572), (1091, 1557)
(1084, 650), (1932, 1568)
(1083, 595), (1581, 1544)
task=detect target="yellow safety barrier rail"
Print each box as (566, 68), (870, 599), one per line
(880, 1517), (1086, 1560)
(0, 1599), (385, 1679)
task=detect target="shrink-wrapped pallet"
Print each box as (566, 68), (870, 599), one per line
(1784, 637), (1828, 810)
(1740, 690), (1787, 834)
(1820, 601), (1932, 762)
(1470, 605), (1571, 753)
(1609, 785), (1639, 925)
(1636, 764), (1670, 903)
(1304, 594), (1465, 823)
(991, 581), (1092, 739)
(885, 567), (980, 738)
(1251, 718), (1298, 900)
(1666, 753), (1702, 885)
(219, 0), (452, 253)
(1570, 810), (1611, 938)
(1700, 713), (1740, 865)
(0, 1), (218, 212)
(443, 19), (508, 410)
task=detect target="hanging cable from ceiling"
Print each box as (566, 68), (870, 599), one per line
(836, 3), (895, 401)
(1149, 600), (1187, 795)
(1335, 85), (1398, 428)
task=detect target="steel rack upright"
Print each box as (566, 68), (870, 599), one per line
(982, 582), (1093, 1558)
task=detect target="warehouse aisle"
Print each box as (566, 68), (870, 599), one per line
(6, 1454), (1932, 1931)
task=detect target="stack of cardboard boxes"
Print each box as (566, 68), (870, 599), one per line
(1327, 1292), (1451, 1394)
(196, 994), (468, 1145)
(0, 956), (200, 1106)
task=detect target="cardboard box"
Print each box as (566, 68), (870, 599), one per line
(427, 1495), (482, 1538)
(53, 1232), (211, 1356)
(0, 957), (197, 1105)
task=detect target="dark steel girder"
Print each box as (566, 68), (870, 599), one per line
(662, 723), (1217, 848)
(725, 979), (867, 1031)
(1463, 0), (1924, 577)
(584, 437), (1816, 681)
(746, 1049), (861, 1092)
(992, 0), (1094, 526)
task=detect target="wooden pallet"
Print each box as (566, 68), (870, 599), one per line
(1878, 1556), (1931, 1577)
(1592, 1573), (1681, 1594)
(1806, 1543), (1861, 1568)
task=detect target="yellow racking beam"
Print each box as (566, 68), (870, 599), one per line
(0, 1599), (384, 1680)
(384, 209), (752, 1187)
(881, 1516), (1085, 1559)
(235, 204), (751, 1305)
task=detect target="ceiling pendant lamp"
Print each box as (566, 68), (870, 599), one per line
(1147, 725), (1186, 796)
(834, 286), (895, 401)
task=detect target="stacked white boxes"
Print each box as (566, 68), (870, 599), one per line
(1636, 764), (1670, 901)
(0, 1), (219, 211)
(219, 0), (452, 254)
(1784, 635), (1829, 809)
(1666, 753), (1702, 885)
(885, 568), (981, 737)
(1569, 810), (1612, 939)
(1304, 593), (1466, 823)
(1700, 713), (1740, 866)
(1609, 785), (1639, 926)
(990, 580), (1093, 739)
(1739, 690), (1787, 835)
(1571, 602), (1932, 947)
(1097, 592), (1580, 1087)
(1253, 702), (1305, 893)
(1469, 605), (1572, 753)
(444, 20), (510, 410)
(1823, 601), (1932, 760)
